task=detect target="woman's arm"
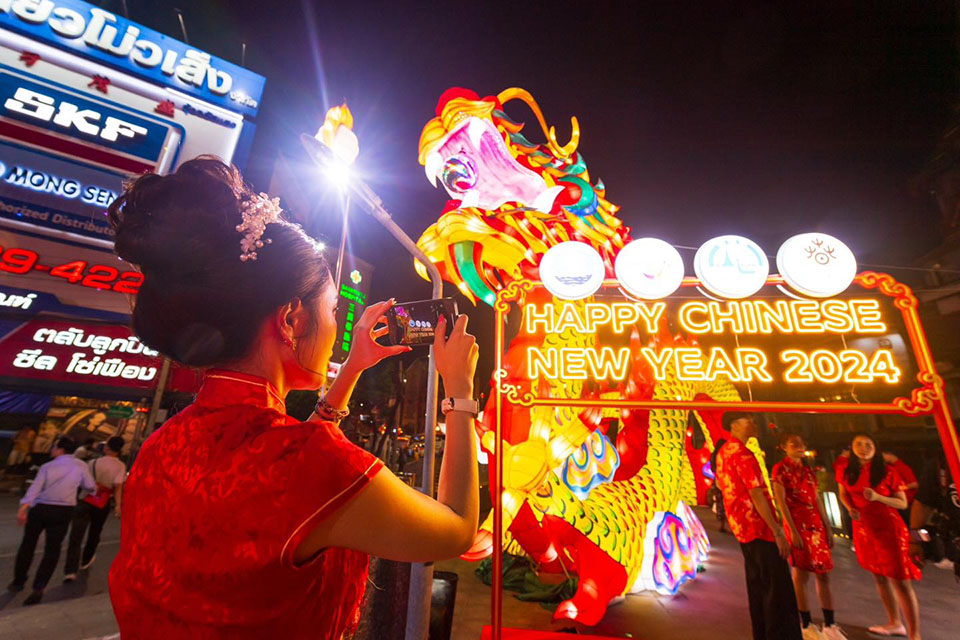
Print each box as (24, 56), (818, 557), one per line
(296, 314), (480, 562)
(772, 481), (802, 549)
(812, 484), (834, 547)
(864, 488), (907, 510)
(838, 484), (859, 519)
(312, 300), (410, 418)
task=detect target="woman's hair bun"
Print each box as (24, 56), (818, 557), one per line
(108, 156), (331, 367)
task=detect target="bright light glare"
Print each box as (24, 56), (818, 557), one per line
(315, 241), (326, 252)
(325, 161), (351, 188)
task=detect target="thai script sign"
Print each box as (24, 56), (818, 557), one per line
(0, 0), (264, 117)
(0, 316), (161, 388)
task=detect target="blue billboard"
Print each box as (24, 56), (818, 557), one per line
(0, 0), (264, 117)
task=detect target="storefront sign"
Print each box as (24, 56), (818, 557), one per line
(0, 242), (142, 293)
(0, 68), (176, 172)
(0, 316), (160, 388)
(0, 0), (265, 117)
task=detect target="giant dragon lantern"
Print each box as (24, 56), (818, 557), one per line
(412, 87), (960, 629)
(414, 88), (737, 625)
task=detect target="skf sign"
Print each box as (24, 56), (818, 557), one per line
(5, 87), (147, 142)
(0, 69), (176, 173)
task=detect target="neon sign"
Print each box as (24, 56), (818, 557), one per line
(0, 245), (142, 294)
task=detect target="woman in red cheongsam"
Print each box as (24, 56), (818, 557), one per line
(772, 434), (846, 640)
(836, 434), (921, 640)
(105, 158), (480, 639)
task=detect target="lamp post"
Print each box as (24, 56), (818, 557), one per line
(302, 122), (443, 640)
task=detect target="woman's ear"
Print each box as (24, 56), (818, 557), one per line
(279, 297), (308, 339)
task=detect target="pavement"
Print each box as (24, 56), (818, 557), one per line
(0, 491), (957, 639)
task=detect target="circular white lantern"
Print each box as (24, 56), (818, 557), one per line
(539, 241), (605, 300)
(776, 233), (857, 298)
(615, 238), (685, 299)
(694, 235), (769, 299)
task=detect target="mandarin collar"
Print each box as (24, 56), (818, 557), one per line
(195, 369), (286, 413)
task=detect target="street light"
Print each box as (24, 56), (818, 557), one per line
(303, 111), (443, 640)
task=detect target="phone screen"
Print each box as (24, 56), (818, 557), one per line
(386, 298), (458, 347)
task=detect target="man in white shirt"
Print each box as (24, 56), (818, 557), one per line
(9, 436), (96, 605)
(63, 436), (127, 580)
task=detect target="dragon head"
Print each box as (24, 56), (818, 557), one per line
(415, 87), (630, 305)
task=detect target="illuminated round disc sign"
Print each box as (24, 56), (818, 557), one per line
(776, 233), (857, 298)
(615, 238), (685, 299)
(539, 241), (605, 300)
(694, 235), (769, 299)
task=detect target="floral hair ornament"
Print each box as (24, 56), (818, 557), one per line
(236, 192), (283, 261)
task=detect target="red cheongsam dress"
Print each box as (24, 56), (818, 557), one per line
(835, 457), (920, 581)
(772, 457), (833, 573)
(109, 370), (384, 639)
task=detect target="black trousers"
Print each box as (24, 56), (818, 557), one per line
(740, 539), (803, 640)
(64, 500), (110, 574)
(13, 503), (74, 590)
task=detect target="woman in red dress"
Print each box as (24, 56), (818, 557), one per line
(836, 434), (921, 640)
(105, 158), (480, 639)
(772, 434), (845, 640)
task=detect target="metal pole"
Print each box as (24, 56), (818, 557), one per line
(174, 9), (189, 44)
(132, 357), (171, 464)
(300, 134), (443, 639)
(334, 195), (351, 293)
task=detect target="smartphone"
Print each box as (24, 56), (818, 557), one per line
(386, 298), (458, 347)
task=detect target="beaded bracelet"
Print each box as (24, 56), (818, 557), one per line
(315, 396), (349, 423)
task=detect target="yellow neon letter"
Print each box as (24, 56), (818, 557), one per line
(781, 349), (813, 382)
(869, 349), (901, 383)
(678, 301), (710, 334)
(636, 302), (666, 334)
(675, 347), (706, 381)
(736, 347), (774, 382)
(850, 299), (886, 333)
(707, 302), (744, 334)
(704, 347), (741, 381)
(790, 301), (823, 333)
(641, 346), (673, 380)
(585, 347), (632, 380)
(555, 303), (587, 334)
(756, 300), (794, 333)
(528, 347), (558, 379)
(821, 300), (854, 333)
(810, 349), (842, 383)
(611, 303), (640, 333)
(525, 304), (553, 334)
(559, 348), (588, 379)
(584, 303), (613, 333)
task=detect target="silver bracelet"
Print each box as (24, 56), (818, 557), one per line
(315, 396), (349, 422)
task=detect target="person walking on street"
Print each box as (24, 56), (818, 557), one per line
(772, 434), (846, 640)
(836, 435), (921, 640)
(64, 436), (127, 580)
(7, 436), (96, 605)
(716, 412), (802, 640)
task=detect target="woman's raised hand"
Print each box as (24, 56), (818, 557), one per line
(343, 299), (410, 372)
(434, 314), (478, 398)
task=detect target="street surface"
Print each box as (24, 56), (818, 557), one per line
(0, 494), (956, 639)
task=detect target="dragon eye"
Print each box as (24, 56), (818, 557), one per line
(441, 155), (478, 194)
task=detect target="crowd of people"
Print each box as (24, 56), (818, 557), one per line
(714, 411), (958, 640)
(8, 435), (126, 605)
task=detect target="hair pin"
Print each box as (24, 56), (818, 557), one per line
(237, 192), (283, 261)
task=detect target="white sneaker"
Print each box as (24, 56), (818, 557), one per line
(80, 555), (96, 570)
(822, 624), (848, 640)
(802, 625), (825, 640)
(934, 558), (955, 570)
(62, 573), (77, 583)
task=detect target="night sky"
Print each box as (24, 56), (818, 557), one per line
(111, 0), (960, 380)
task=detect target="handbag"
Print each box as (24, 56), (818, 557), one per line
(82, 459), (113, 509)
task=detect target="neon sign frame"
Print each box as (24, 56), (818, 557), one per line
(488, 271), (960, 634)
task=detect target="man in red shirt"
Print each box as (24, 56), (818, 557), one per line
(716, 411), (802, 640)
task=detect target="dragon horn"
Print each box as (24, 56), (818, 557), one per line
(497, 87), (580, 160)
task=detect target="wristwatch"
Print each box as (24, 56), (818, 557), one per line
(441, 397), (479, 416)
